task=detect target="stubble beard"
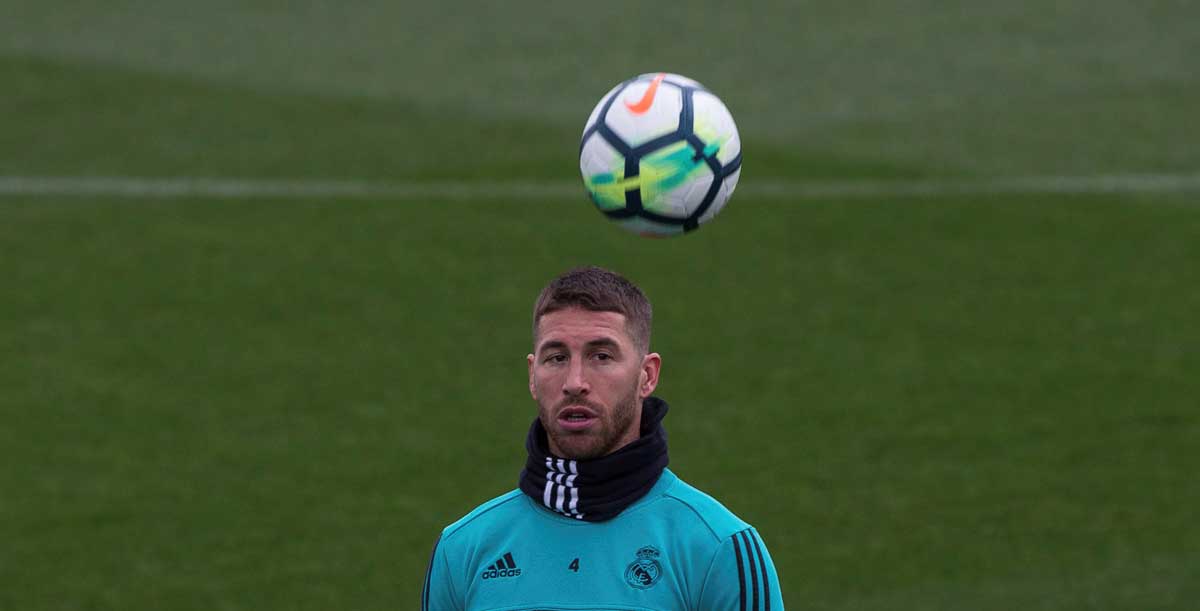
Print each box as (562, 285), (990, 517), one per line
(541, 381), (642, 461)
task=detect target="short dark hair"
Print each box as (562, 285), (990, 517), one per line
(533, 266), (653, 353)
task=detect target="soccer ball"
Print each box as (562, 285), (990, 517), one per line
(579, 73), (741, 237)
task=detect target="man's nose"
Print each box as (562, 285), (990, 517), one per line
(563, 359), (589, 396)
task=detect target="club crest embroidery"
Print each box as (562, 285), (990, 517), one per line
(624, 546), (663, 589)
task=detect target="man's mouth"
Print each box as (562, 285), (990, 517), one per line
(557, 406), (598, 431)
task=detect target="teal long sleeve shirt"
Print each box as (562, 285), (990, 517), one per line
(423, 469), (784, 611)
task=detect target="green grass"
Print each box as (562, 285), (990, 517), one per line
(3, 195), (1198, 609)
(1, 54), (919, 182)
(5, 1), (1200, 177)
(2, 1), (1200, 609)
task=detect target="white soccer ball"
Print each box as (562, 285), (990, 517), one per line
(579, 72), (741, 237)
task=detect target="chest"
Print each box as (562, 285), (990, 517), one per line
(461, 522), (699, 611)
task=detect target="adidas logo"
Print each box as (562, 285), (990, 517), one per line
(481, 552), (522, 579)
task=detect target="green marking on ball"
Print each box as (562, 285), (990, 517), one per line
(586, 137), (725, 215)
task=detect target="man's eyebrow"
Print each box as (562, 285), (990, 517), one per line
(536, 337), (622, 353)
(584, 337), (621, 350)
(536, 339), (567, 353)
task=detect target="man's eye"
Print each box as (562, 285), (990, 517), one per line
(594, 353), (612, 361)
(546, 354), (567, 363)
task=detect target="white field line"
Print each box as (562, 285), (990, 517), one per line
(1, 174), (1199, 200)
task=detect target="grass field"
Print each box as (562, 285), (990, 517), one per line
(3, 2), (1199, 609)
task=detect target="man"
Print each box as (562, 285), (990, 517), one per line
(423, 266), (784, 610)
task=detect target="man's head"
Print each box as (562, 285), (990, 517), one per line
(527, 267), (661, 460)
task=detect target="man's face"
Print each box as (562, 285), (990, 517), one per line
(528, 307), (661, 460)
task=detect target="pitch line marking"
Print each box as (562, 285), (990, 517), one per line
(1, 174), (1199, 200)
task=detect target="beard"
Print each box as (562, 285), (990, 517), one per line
(539, 380), (642, 460)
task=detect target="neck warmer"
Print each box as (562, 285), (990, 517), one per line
(518, 396), (670, 522)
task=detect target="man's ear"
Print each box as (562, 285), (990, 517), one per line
(527, 353), (537, 399)
(639, 352), (662, 398)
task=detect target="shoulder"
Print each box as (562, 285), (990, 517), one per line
(438, 488), (527, 544)
(653, 470), (752, 542)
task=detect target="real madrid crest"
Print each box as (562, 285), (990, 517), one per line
(624, 546), (663, 589)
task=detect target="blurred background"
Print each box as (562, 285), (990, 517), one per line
(2, 1), (1198, 609)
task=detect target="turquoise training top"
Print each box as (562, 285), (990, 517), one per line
(423, 468), (785, 610)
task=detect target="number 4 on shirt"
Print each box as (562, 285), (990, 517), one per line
(568, 558), (580, 572)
